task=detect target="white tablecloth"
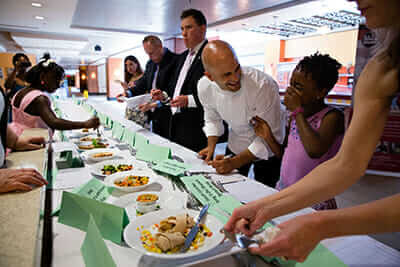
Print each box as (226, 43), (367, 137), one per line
(50, 98), (400, 267)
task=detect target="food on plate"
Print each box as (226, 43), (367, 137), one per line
(82, 128), (89, 133)
(114, 175), (149, 187)
(136, 193), (160, 215)
(137, 193), (158, 203)
(80, 136), (103, 142)
(78, 142), (108, 150)
(140, 213), (213, 253)
(101, 164), (133, 175)
(253, 226), (281, 244)
(92, 152), (113, 158)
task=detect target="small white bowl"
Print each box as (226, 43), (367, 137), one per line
(136, 193), (160, 214)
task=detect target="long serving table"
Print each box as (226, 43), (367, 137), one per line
(46, 97), (400, 267)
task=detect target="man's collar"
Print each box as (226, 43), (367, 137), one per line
(189, 39), (206, 55)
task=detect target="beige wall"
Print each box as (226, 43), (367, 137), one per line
(0, 53), (36, 89)
(264, 39), (281, 78)
(87, 65), (99, 93)
(284, 30), (358, 65)
(106, 57), (123, 98)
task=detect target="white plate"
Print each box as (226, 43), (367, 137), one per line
(69, 129), (93, 138)
(104, 169), (155, 192)
(111, 191), (187, 219)
(84, 148), (120, 162)
(76, 141), (111, 152)
(91, 159), (147, 177)
(73, 135), (108, 144)
(123, 209), (224, 259)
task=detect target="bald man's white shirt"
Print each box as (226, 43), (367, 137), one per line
(198, 66), (285, 159)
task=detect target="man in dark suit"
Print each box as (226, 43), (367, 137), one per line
(123, 35), (178, 138)
(152, 9), (208, 152)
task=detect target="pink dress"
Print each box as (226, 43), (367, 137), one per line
(277, 107), (344, 210)
(9, 90), (49, 136)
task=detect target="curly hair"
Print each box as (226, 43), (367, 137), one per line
(25, 53), (64, 88)
(295, 52), (342, 91)
(12, 53), (30, 66)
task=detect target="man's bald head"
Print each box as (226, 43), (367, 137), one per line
(202, 40), (241, 92)
(202, 40), (238, 73)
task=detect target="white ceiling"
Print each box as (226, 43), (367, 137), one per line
(0, 0), (359, 69)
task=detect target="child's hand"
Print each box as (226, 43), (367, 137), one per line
(85, 117), (100, 129)
(252, 116), (273, 141)
(284, 87), (302, 112)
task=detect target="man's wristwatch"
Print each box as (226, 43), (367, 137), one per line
(290, 107), (304, 118)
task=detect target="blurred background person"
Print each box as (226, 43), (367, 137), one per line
(120, 55), (143, 92)
(4, 53), (32, 122)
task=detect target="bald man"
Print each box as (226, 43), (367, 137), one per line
(197, 40), (285, 187)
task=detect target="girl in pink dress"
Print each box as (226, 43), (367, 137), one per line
(252, 52), (345, 210)
(9, 54), (99, 136)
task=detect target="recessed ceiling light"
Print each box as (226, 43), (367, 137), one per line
(35, 15), (45, 20)
(32, 2), (42, 8)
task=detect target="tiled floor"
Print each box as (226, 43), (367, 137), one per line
(336, 174), (400, 249)
(216, 142), (400, 250)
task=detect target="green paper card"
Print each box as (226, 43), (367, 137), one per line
(134, 133), (148, 150)
(81, 215), (117, 267)
(292, 244), (347, 267)
(112, 122), (125, 141)
(105, 117), (113, 128)
(122, 129), (135, 146)
(180, 175), (223, 205)
(50, 178), (110, 217)
(152, 159), (190, 176)
(59, 191), (129, 244)
(97, 113), (106, 124)
(76, 178), (114, 202)
(135, 143), (171, 163)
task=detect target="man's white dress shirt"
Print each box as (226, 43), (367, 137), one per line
(171, 40), (206, 114)
(198, 66), (285, 160)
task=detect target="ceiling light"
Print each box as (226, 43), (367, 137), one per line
(32, 2), (42, 8)
(35, 15), (45, 20)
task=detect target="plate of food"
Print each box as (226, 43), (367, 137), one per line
(91, 159), (146, 177)
(69, 128), (94, 138)
(123, 209), (224, 259)
(85, 149), (119, 162)
(76, 140), (110, 151)
(104, 170), (154, 192)
(79, 135), (108, 143)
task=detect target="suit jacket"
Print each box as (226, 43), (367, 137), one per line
(166, 40), (208, 152)
(128, 48), (178, 138)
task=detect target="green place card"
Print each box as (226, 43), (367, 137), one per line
(292, 244), (347, 267)
(58, 191), (129, 244)
(180, 175), (223, 205)
(135, 143), (171, 163)
(112, 122), (125, 141)
(133, 133), (148, 150)
(76, 178), (114, 202)
(105, 117), (113, 129)
(152, 159), (190, 176)
(49, 178), (111, 217)
(122, 129), (135, 147)
(81, 215), (117, 267)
